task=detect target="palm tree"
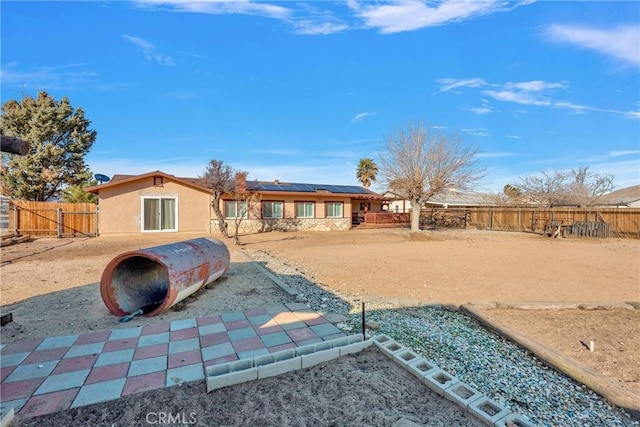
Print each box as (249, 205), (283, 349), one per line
(356, 158), (378, 189)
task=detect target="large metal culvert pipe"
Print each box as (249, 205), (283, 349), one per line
(100, 237), (230, 317)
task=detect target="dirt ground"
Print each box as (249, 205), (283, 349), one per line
(1, 228), (639, 425)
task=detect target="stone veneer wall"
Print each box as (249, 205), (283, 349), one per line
(215, 218), (351, 235)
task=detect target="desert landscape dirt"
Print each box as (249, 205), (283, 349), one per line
(1, 228), (639, 425)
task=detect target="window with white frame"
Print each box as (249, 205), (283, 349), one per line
(325, 202), (343, 218)
(142, 196), (177, 232)
(262, 201), (283, 218)
(295, 202), (314, 218)
(224, 200), (247, 219)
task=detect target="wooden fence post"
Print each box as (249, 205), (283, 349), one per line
(13, 204), (19, 235)
(57, 208), (63, 238)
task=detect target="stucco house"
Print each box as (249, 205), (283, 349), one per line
(85, 170), (387, 235)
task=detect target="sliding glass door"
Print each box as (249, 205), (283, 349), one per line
(142, 197), (177, 232)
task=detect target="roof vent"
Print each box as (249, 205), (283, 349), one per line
(274, 179), (280, 184)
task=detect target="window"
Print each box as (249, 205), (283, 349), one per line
(224, 200), (247, 218)
(142, 197), (177, 232)
(326, 202), (343, 218)
(262, 201), (283, 218)
(295, 202), (314, 218)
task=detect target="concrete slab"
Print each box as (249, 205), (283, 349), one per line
(170, 318), (197, 331)
(37, 335), (78, 350)
(166, 363), (204, 387)
(128, 356), (167, 377)
(33, 369), (89, 395)
(138, 332), (170, 347)
(71, 378), (125, 408)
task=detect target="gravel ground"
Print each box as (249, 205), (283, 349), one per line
(245, 249), (640, 427)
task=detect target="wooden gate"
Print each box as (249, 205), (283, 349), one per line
(7, 201), (98, 237)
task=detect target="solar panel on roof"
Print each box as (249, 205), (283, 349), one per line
(251, 182), (376, 195)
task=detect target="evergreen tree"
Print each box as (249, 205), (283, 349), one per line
(1, 91), (96, 201)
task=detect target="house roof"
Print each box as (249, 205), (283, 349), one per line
(85, 170), (211, 194)
(383, 189), (495, 206)
(248, 181), (378, 196)
(86, 171), (385, 199)
(597, 185), (640, 206)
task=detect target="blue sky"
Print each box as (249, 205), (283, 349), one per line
(2, 0), (639, 193)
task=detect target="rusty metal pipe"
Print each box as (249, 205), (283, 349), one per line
(100, 237), (230, 317)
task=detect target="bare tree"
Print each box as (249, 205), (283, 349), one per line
(519, 166), (614, 207)
(229, 172), (261, 245)
(379, 121), (485, 232)
(201, 160), (234, 237)
(568, 166), (614, 207)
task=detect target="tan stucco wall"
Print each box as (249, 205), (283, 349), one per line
(220, 194), (353, 221)
(217, 194), (354, 234)
(97, 178), (212, 235)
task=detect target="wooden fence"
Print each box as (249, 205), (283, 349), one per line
(7, 200), (98, 237)
(421, 207), (640, 238)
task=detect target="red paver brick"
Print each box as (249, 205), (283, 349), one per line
(199, 332), (229, 348)
(18, 388), (78, 417)
(268, 343), (297, 353)
(197, 315), (222, 326)
(224, 319), (251, 330)
(85, 362), (130, 385)
(232, 336), (264, 353)
(243, 307), (268, 317)
(0, 339), (43, 356)
(52, 355), (97, 375)
(254, 324), (284, 335)
(22, 347), (68, 364)
(133, 344), (168, 361)
(122, 371), (166, 396)
(169, 328), (198, 342)
(203, 354), (237, 368)
(0, 377), (46, 401)
(74, 331), (110, 345)
(167, 349), (202, 369)
(1, 366), (16, 382)
(141, 323), (170, 336)
(304, 316), (329, 326)
(286, 327), (319, 342)
(103, 337), (139, 352)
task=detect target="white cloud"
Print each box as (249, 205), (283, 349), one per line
(350, 0), (527, 34)
(468, 106), (493, 115)
(461, 128), (489, 137)
(0, 63), (98, 91)
(606, 150), (640, 158)
(122, 34), (174, 65)
(294, 20), (349, 35)
(134, 1), (348, 35)
(476, 151), (516, 159)
(438, 76), (638, 119)
(351, 112), (374, 123)
(483, 89), (551, 107)
(134, 0), (291, 20)
(544, 24), (640, 68)
(434, 77), (487, 94)
(503, 80), (566, 92)
(507, 135), (521, 139)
